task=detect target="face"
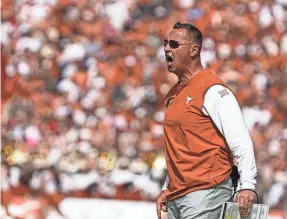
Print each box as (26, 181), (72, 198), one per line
(164, 28), (193, 74)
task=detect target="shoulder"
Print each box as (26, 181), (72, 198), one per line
(194, 69), (227, 91)
(204, 84), (237, 104)
(206, 84), (231, 96)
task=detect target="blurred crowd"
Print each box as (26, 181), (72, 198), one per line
(1, 0), (287, 218)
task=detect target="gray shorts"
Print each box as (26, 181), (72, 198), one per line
(167, 178), (233, 219)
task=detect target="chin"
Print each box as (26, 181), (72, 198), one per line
(168, 68), (180, 77)
(167, 65), (175, 72)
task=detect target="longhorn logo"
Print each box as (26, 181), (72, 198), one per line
(186, 95), (195, 104)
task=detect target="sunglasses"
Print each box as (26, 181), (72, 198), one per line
(163, 40), (192, 49)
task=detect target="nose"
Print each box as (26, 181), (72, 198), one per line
(164, 42), (171, 53)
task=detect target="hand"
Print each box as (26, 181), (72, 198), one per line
(156, 190), (168, 219)
(235, 190), (256, 218)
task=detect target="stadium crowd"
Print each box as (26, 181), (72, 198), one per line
(1, 0), (287, 218)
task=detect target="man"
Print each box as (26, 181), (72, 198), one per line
(156, 22), (257, 219)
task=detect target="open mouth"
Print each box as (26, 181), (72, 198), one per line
(165, 54), (174, 64)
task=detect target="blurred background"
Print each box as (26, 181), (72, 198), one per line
(1, 0), (287, 218)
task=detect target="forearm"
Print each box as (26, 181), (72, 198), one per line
(229, 136), (257, 190)
(218, 101), (257, 190)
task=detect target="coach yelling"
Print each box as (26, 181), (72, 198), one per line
(156, 22), (257, 219)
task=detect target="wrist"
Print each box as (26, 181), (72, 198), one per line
(238, 182), (256, 191)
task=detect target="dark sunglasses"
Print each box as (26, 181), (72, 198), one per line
(163, 40), (192, 49)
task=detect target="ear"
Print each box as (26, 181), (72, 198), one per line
(189, 45), (200, 57)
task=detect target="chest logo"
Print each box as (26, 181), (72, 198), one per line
(186, 95), (195, 104)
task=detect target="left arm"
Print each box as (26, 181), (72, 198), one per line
(202, 85), (257, 190)
(203, 85), (257, 217)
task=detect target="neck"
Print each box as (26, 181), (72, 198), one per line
(178, 60), (203, 85)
